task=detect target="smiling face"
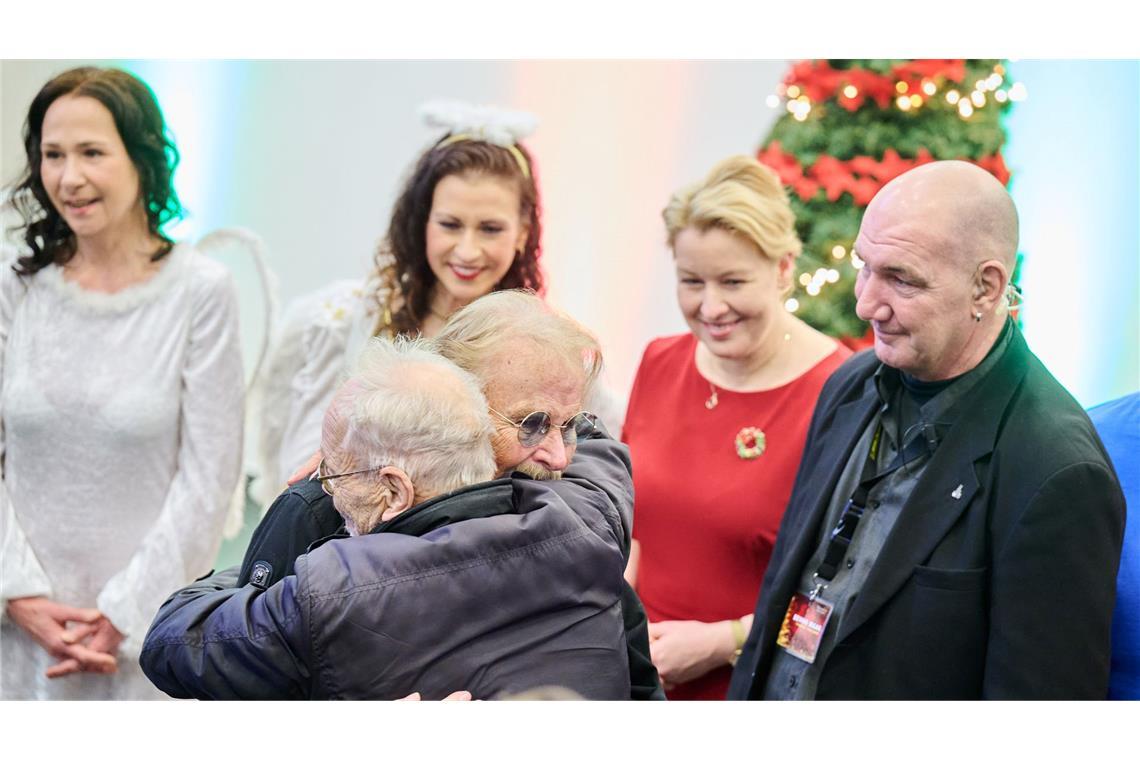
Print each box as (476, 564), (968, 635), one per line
(425, 173), (528, 313)
(674, 226), (792, 363)
(39, 94), (146, 245)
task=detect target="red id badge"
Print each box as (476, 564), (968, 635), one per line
(775, 591), (834, 663)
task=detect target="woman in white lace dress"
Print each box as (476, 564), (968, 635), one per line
(0, 67), (243, 699)
(254, 104), (551, 501)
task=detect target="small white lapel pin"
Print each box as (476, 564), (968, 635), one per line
(951, 484), (964, 500)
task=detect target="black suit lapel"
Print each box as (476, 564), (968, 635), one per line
(837, 437), (983, 641)
(765, 377), (880, 621)
(836, 327), (1032, 644)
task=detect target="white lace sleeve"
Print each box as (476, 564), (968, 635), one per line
(95, 260), (244, 654)
(0, 267), (53, 607)
(250, 280), (367, 508)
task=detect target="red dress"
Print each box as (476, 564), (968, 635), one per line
(623, 332), (850, 699)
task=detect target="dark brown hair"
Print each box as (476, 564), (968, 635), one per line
(10, 66), (182, 275)
(380, 136), (544, 335)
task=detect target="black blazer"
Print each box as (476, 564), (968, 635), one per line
(728, 324), (1125, 699)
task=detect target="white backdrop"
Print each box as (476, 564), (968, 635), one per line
(1, 59), (787, 407)
(4, 60), (1137, 411)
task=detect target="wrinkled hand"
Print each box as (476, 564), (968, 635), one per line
(398, 690), (473, 701)
(648, 619), (734, 690)
(5, 597), (118, 677)
(51, 616), (126, 678)
(287, 451), (322, 486)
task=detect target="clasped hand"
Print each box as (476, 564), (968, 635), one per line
(6, 597), (123, 678)
(648, 619), (735, 691)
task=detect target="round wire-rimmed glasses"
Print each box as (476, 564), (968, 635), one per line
(488, 407), (598, 448)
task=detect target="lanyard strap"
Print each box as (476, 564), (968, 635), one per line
(813, 423), (931, 585)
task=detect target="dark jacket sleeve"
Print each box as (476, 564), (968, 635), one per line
(984, 461), (1125, 698)
(622, 580), (666, 700)
(543, 424), (658, 698)
(238, 485), (344, 587)
(554, 422), (635, 558)
(727, 356), (860, 700)
(139, 566), (314, 699)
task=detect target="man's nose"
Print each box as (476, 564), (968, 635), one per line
(531, 427), (570, 473)
(854, 274), (890, 322)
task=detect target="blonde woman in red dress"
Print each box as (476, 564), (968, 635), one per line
(622, 155), (852, 699)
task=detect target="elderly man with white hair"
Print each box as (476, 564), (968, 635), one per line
(229, 290), (662, 700)
(729, 160), (1126, 700)
(140, 336), (630, 700)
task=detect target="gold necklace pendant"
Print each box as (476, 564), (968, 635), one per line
(705, 383), (719, 410)
(735, 427), (766, 460)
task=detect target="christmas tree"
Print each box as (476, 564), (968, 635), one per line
(758, 59), (1024, 345)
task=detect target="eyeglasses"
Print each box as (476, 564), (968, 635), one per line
(312, 458), (388, 497)
(488, 407), (598, 448)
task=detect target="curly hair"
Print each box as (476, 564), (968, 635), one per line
(378, 136), (544, 336)
(9, 66), (182, 276)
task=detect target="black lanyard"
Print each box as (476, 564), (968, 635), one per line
(812, 422), (933, 588)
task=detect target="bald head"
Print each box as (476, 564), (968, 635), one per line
(853, 161), (1019, 381)
(869, 160), (1018, 271)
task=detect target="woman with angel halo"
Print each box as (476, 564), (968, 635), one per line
(246, 101), (661, 700)
(253, 101), (549, 499)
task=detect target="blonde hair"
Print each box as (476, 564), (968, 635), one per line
(432, 290), (603, 394)
(663, 155), (802, 263)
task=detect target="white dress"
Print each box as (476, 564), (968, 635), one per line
(252, 269), (625, 509)
(0, 243), (244, 699)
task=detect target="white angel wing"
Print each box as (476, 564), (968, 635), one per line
(196, 227), (279, 538)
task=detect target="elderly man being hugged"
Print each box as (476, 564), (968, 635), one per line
(140, 330), (630, 700)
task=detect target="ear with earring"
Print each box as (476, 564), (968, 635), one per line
(973, 310), (983, 322)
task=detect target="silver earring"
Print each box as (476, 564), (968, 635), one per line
(973, 311), (983, 322)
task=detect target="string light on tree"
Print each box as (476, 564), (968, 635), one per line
(756, 59), (1020, 345)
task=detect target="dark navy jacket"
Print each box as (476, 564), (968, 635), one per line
(233, 431), (663, 700)
(140, 436), (633, 700)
